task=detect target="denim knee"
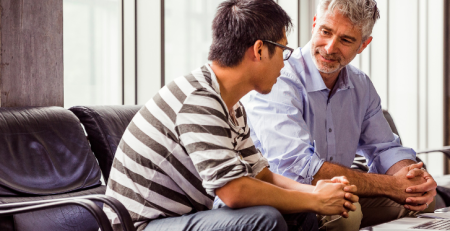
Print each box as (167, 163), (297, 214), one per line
(253, 206), (287, 231)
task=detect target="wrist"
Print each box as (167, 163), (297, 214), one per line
(307, 191), (321, 214)
(384, 175), (400, 198)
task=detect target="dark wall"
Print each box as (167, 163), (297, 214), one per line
(445, 0), (450, 173)
(0, 0), (63, 107)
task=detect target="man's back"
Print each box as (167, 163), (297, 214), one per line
(105, 64), (267, 230)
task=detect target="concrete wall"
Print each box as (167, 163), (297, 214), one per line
(0, 0), (63, 107)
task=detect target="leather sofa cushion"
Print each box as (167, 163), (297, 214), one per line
(69, 105), (142, 183)
(0, 107), (102, 196)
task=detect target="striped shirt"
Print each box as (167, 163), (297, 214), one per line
(104, 64), (269, 230)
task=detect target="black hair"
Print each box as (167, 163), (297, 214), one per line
(208, 0), (292, 67)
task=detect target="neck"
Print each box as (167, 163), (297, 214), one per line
(210, 61), (253, 112)
(320, 70), (340, 90)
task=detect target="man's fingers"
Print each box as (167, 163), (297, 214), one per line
(343, 185), (357, 193)
(406, 178), (438, 193)
(405, 191), (436, 205)
(405, 196), (429, 205)
(345, 192), (359, 203)
(344, 201), (356, 211)
(404, 203), (428, 211)
(331, 176), (350, 185)
(408, 162), (424, 171)
(341, 211), (349, 218)
(406, 168), (425, 179)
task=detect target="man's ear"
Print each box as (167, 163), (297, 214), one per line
(357, 36), (373, 54)
(311, 15), (317, 34)
(252, 40), (264, 61)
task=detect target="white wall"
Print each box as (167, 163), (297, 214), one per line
(136, 0), (163, 104)
(350, 0), (445, 176)
(63, 0), (122, 108)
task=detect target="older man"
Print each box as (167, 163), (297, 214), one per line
(243, 0), (437, 230)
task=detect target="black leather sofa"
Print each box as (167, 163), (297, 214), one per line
(1, 105), (449, 230)
(0, 107), (133, 231)
(70, 105), (450, 209)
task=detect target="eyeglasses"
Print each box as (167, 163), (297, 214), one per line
(263, 40), (294, 60)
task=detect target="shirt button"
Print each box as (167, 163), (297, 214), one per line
(329, 128), (332, 132)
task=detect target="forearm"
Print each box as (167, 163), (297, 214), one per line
(257, 167), (315, 193)
(216, 176), (317, 214)
(311, 162), (397, 197)
(385, 159), (417, 175)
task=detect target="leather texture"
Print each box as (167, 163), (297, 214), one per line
(0, 107), (102, 196)
(69, 105), (142, 183)
(382, 110), (401, 143)
(0, 107), (105, 231)
(11, 187), (106, 231)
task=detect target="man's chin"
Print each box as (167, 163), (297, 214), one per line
(317, 64), (341, 74)
(256, 87), (273, 95)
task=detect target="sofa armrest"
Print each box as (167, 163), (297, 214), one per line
(0, 198), (113, 231)
(0, 195), (134, 231)
(416, 146), (450, 159)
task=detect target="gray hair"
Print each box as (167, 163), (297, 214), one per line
(317, 0), (380, 42)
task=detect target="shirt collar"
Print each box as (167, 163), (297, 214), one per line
(205, 62), (221, 95)
(301, 41), (354, 92)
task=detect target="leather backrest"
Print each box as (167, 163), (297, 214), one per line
(69, 105), (142, 183)
(0, 107), (102, 196)
(382, 110), (401, 144)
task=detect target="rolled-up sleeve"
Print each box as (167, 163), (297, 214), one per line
(357, 80), (416, 174)
(243, 72), (325, 185)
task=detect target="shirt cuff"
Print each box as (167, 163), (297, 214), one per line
(204, 155), (269, 197)
(368, 147), (417, 174)
(287, 141), (325, 185)
(293, 152), (325, 185)
(251, 155), (270, 177)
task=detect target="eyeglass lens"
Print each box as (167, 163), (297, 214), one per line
(283, 49), (291, 60)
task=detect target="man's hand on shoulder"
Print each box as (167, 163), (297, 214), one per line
(402, 162), (437, 211)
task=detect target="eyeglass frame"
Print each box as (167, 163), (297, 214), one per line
(262, 40), (294, 60)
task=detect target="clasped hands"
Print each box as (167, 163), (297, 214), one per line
(313, 176), (358, 218)
(394, 162), (437, 211)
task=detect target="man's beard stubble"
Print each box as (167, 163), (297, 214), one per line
(311, 46), (343, 74)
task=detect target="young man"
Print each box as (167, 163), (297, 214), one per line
(103, 0), (359, 231)
(243, 0), (437, 230)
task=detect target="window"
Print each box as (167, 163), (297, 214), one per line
(63, 0), (446, 174)
(63, 0), (122, 108)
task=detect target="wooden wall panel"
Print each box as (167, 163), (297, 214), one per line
(0, 0), (63, 107)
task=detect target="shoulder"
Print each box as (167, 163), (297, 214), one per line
(345, 64), (374, 89)
(281, 47), (307, 86)
(178, 87), (228, 123)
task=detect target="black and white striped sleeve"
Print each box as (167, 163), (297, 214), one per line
(176, 90), (255, 196)
(236, 127), (269, 177)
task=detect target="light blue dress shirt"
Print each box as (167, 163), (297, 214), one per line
(242, 42), (416, 185)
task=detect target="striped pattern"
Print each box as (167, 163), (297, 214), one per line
(105, 64), (269, 230)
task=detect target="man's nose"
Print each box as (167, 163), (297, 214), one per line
(325, 38), (337, 54)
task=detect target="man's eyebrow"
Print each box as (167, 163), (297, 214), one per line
(319, 25), (332, 31)
(319, 25), (357, 42)
(342, 35), (357, 42)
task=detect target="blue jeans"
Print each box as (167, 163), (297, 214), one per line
(144, 206), (318, 231)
